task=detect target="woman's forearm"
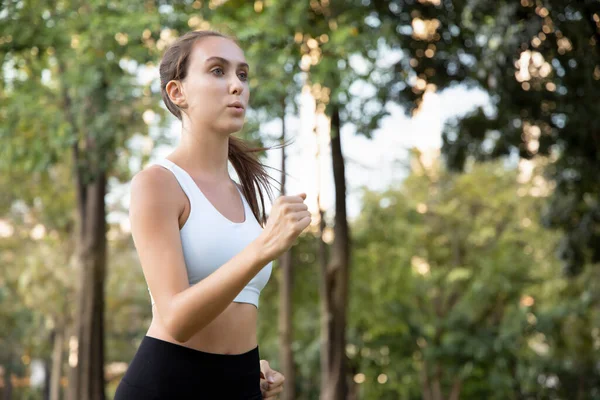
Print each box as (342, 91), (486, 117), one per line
(162, 237), (271, 342)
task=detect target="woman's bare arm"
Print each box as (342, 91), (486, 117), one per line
(129, 167), (271, 342)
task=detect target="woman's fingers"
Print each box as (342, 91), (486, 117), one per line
(263, 384), (283, 398)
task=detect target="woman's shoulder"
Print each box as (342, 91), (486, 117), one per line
(132, 164), (176, 191)
(130, 165), (183, 212)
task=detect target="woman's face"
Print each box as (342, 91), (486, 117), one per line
(175, 36), (250, 135)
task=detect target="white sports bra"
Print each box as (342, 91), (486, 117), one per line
(147, 158), (273, 308)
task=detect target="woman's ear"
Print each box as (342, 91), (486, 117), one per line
(166, 80), (187, 108)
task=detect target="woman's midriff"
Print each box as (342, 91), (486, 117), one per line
(146, 302), (258, 355)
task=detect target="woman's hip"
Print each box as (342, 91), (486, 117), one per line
(115, 335), (262, 399)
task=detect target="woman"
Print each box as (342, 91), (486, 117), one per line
(114, 30), (311, 399)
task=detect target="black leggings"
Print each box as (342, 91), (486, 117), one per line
(114, 335), (263, 399)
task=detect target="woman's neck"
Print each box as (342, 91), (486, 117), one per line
(171, 127), (231, 183)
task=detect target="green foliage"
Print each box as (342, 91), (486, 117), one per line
(0, 163), (76, 397)
(254, 155), (600, 399)
(371, 0), (600, 274)
(349, 154), (598, 398)
(1, 0), (168, 179)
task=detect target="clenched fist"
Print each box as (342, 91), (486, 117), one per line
(258, 193), (311, 261)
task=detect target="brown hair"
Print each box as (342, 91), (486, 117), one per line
(159, 30), (285, 227)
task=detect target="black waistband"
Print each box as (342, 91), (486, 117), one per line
(141, 335), (260, 373)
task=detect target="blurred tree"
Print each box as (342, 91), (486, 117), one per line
(349, 152), (598, 399)
(253, 153), (600, 399)
(0, 163), (76, 400)
(371, 0), (600, 275)
(281, 2), (397, 398)
(525, 258), (600, 398)
(1, 1), (167, 399)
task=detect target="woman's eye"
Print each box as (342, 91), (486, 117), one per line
(211, 67), (224, 76)
(238, 72), (248, 81)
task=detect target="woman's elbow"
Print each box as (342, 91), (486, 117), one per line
(156, 302), (190, 342)
(162, 312), (191, 343)
(158, 299), (208, 342)
(171, 328), (191, 343)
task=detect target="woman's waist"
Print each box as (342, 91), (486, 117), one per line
(148, 302), (258, 354)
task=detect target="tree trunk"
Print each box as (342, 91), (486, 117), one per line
(420, 358), (433, 400)
(3, 364), (12, 400)
(432, 363), (443, 400)
(320, 106), (350, 400)
(50, 328), (64, 400)
(317, 202), (329, 397)
(67, 147), (107, 400)
(316, 118), (330, 399)
(277, 98), (296, 400)
(577, 374), (585, 400)
(278, 251), (294, 400)
(43, 356), (51, 400)
(448, 378), (462, 400)
(346, 357), (359, 400)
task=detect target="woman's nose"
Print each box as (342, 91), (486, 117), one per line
(229, 76), (244, 95)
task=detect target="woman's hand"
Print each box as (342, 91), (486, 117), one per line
(259, 360), (285, 399)
(258, 193), (311, 261)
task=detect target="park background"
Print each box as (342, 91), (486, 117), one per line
(1, 0), (600, 399)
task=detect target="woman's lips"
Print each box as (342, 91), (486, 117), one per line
(227, 105), (244, 114)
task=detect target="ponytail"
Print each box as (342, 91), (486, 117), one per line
(229, 136), (289, 227)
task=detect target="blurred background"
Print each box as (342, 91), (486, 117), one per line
(1, 0), (600, 399)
